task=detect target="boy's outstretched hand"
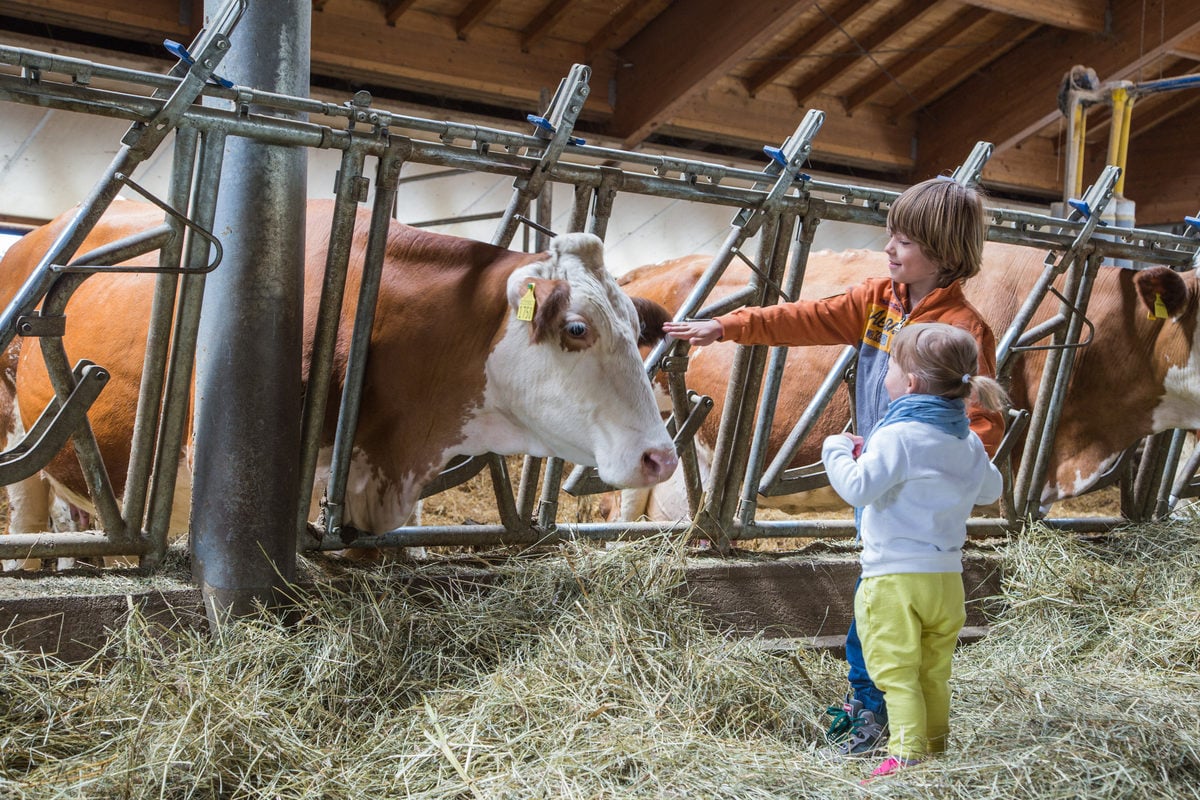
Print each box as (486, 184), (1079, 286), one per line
(662, 318), (724, 346)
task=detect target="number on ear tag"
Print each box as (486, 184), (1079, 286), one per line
(517, 283), (537, 321)
(1153, 292), (1169, 320)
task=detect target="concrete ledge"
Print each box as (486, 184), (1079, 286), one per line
(684, 551), (1005, 641)
(0, 549), (1005, 662)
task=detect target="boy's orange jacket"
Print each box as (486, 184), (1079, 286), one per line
(716, 277), (1005, 456)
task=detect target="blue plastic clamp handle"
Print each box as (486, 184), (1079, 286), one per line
(1185, 215), (1200, 229)
(163, 39), (234, 89)
(1068, 198), (1108, 226)
(763, 145), (788, 167)
(525, 114), (585, 145)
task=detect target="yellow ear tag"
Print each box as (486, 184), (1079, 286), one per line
(517, 282), (536, 322)
(1153, 292), (1169, 320)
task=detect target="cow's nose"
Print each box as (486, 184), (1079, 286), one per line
(640, 446), (679, 483)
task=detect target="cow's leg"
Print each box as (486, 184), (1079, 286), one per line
(2, 473), (54, 571)
(310, 447), (426, 562)
(47, 491), (82, 573)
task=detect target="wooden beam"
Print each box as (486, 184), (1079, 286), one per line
(672, 81), (915, 172)
(610, 0), (816, 149)
(1123, 99), (1200, 225)
(742, 0), (872, 98)
(1168, 31), (1200, 60)
(0, 0), (190, 46)
(585, 1), (672, 63)
(521, 0), (574, 53)
(891, 16), (1038, 119)
(844, 6), (990, 113)
(309, 9), (615, 112)
(979, 134), (1063, 196)
(456, 0), (503, 41)
(958, 0), (1107, 33)
(792, 0), (934, 108)
(915, 0), (1200, 179)
(383, 0), (420, 27)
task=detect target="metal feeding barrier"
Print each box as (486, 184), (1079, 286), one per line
(0, 2), (1198, 567)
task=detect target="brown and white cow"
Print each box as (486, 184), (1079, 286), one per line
(614, 242), (1199, 521)
(0, 198), (678, 565)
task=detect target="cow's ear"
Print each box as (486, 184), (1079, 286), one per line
(509, 277), (571, 343)
(631, 296), (671, 347)
(1134, 266), (1190, 320)
(550, 232), (606, 275)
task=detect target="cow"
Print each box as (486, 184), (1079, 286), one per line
(613, 242), (1198, 523)
(0, 198), (679, 568)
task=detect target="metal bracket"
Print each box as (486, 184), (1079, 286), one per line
(0, 360), (110, 486)
(950, 141), (994, 188)
(15, 314), (66, 338)
(732, 109), (824, 231)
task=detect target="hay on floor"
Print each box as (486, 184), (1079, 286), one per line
(1, 523), (1199, 799)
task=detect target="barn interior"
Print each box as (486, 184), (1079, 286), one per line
(1, 0), (1198, 233)
(2, 5), (1200, 795)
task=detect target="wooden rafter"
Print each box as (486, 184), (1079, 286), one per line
(959, 0), (1107, 33)
(916, 0), (1200, 178)
(1123, 98), (1200, 224)
(456, 0), (502, 40)
(521, 0), (574, 52)
(383, 0), (420, 27)
(891, 16), (1038, 118)
(610, 0), (815, 148)
(791, 0), (934, 108)
(585, 0), (672, 63)
(1169, 31), (1200, 61)
(843, 6), (990, 113)
(742, 0), (872, 98)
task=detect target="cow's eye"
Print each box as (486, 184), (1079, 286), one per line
(565, 320), (588, 338)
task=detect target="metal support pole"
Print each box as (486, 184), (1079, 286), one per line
(191, 0), (308, 622)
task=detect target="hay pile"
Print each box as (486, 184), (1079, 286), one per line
(2, 523), (1199, 798)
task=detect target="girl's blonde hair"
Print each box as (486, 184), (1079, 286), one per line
(887, 177), (986, 287)
(891, 322), (1007, 412)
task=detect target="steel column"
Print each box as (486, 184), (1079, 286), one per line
(190, 0), (309, 621)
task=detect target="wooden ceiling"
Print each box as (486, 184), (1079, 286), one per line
(2, 0), (1199, 225)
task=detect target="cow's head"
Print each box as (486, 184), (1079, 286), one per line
(1133, 266), (1200, 431)
(476, 233), (678, 488)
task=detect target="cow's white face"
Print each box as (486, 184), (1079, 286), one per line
(1138, 267), (1200, 432)
(461, 233), (678, 488)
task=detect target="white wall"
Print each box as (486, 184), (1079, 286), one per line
(1, 104), (891, 278)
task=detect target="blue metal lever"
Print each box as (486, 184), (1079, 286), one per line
(526, 114), (585, 145)
(1068, 198), (1107, 225)
(163, 39), (234, 89)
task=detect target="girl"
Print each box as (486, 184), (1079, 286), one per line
(664, 177), (1003, 756)
(821, 322), (1006, 779)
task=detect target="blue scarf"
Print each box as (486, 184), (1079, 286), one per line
(852, 393), (969, 537)
(871, 393), (969, 441)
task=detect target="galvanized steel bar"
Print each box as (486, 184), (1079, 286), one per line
(738, 209), (819, 527)
(296, 141), (372, 540)
(1014, 249), (1104, 516)
(319, 140), (410, 539)
(144, 130), (227, 560)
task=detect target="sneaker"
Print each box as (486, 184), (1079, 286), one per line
(823, 695), (863, 743)
(836, 708), (888, 758)
(860, 755), (921, 784)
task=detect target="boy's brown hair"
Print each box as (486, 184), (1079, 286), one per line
(887, 178), (986, 287)
(891, 323), (1007, 412)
